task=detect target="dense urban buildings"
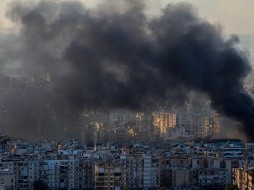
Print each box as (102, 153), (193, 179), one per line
(0, 136), (251, 189)
(0, 73), (251, 190)
(0, 0), (253, 187)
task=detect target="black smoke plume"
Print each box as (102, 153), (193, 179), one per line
(1, 1), (253, 139)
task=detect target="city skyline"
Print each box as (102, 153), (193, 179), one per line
(0, 1), (253, 189)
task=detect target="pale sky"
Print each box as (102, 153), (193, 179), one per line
(0, 0), (254, 35)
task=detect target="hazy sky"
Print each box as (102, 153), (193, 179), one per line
(0, 0), (253, 35)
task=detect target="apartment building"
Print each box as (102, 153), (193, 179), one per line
(143, 155), (160, 189)
(233, 167), (254, 190)
(94, 161), (121, 190)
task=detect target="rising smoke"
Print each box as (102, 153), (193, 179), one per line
(0, 0), (253, 139)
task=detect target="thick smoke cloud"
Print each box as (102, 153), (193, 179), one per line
(2, 1), (253, 139)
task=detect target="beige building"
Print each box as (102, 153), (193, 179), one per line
(153, 111), (177, 136)
(233, 167), (254, 190)
(153, 109), (222, 140)
(95, 162), (121, 190)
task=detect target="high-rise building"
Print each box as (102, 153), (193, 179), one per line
(153, 107), (222, 140)
(94, 162), (121, 190)
(233, 167), (254, 190)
